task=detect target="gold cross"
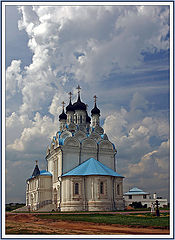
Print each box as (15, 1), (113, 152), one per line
(36, 160), (38, 165)
(76, 85), (81, 93)
(68, 92), (73, 100)
(94, 95), (97, 103)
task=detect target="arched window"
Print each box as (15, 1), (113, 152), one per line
(75, 115), (77, 123)
(80, 115), (82, 124)
(70, 116), (73, 122)
(100, 182), (104, 194)
(74, 183), (79, 195)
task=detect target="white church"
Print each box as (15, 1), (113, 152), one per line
(26, 86), (124, 212)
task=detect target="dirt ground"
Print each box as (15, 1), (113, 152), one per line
(6, 213), (170, 235)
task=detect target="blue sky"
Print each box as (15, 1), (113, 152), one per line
(5, 4), (170, 203)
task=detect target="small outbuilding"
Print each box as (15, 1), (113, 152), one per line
(124, 187), (168, 208)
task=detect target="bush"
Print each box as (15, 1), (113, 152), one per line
(129, 202), (143, 209)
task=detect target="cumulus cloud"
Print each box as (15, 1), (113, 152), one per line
(128, 139), (169, 178)
(103, 92), (170, 198)
(6, 112), (32, 145)
(7, 112), (57, 153)
(6, 60), (23, 98)
(126, 139), (170, 196)
(9, 5), (169, 116)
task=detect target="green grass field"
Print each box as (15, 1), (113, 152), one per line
(36, 212), (169, 228)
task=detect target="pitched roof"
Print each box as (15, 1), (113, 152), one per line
(124, 187), (149, 195)
(32, 164), (40, 177)
(62, 157), (124, 177)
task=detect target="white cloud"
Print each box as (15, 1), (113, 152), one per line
(103, 92), (169, 198)
(14, 5), (170, 115)
(6, 5), (169, 118)
(6, 60), (23, 98)
(6, 112), (32, 145)
(126, 139), (170, 197)
(7, 112), (57, 152)
(128, 139), (169, 177)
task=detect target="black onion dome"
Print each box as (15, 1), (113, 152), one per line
(66, 99), (74, 113)
(91, 102), (100, 116)
(59, 109), (67, 121)
(73, 95), (86, 111)
(86, 112), (91, 123)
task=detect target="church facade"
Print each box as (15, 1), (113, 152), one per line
(26, 86), (124, 211)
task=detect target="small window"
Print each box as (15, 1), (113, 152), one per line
(129, 195), (132, 199)
(75, 115), (77, 123)
(117, 184), (120, 195)
(80, 115), (82, 124)
(100, 182), (104, 194)
(74, 183), (79, 195)
(70, 116), (73, 122)
(143, 195), (146, 199)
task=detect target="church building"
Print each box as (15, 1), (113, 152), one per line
(26, 86), (124, 212)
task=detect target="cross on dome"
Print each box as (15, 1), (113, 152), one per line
(94, 95), (97, 103)
(66, 92), (74, 113)
(73, 85), (86, 111)
(59, 101), (67, 121)
(76, 85), (81, 95)
(68, 92), (73, 100)
(62, 101), (65, 109)
(36, 160), (38, 165)
(91, 95), (100, 116)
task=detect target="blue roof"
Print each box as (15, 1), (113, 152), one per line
(40, 170), (52, 176)
(124, 187), (149, 195)
(27, 170), (52, 181)
(112, 143), (116, 150)
(62, 157), (124, 177)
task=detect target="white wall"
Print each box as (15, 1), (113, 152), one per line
(26, 175), (52, 211)
(81, 138), (98, 163)
(61, 175), (124, 211)
(124, 194), (168, 208)
(98, 140), (115, 170)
